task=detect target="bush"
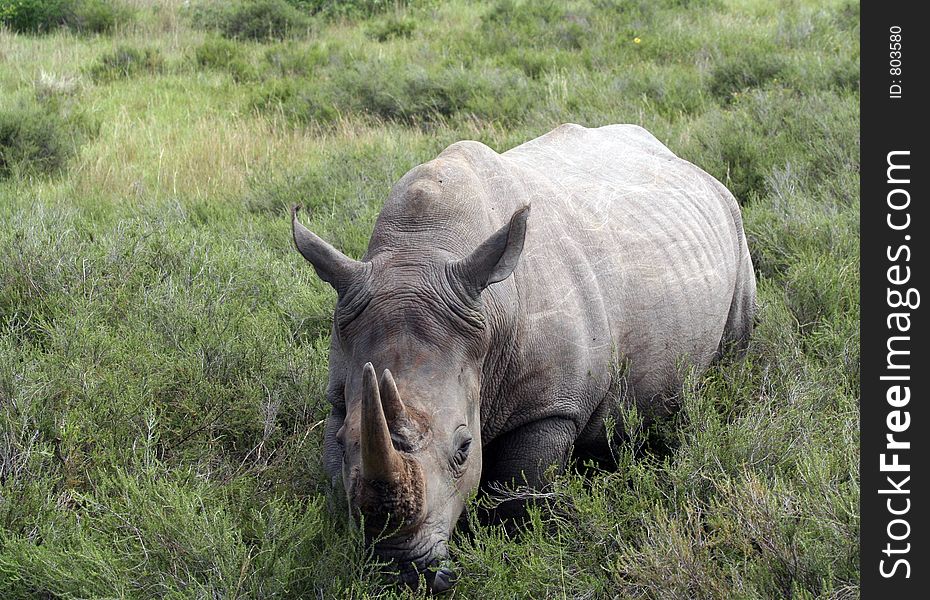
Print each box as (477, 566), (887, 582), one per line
(503, 47), (557, 79)
(0, 103), (72, 179)
(0, 83), (98, 179)
(68, 0), (130, 33)
(191, 0), (311, 41)
(195, 37), (246, 70)
(252, 78), (340, 125)
(0, 0), (130, 34)
(263, 41), (328, 77)
(480, 0), (589, 51)
(366, 15), (416, 41)
(783, 250), (856, 336)
(484, 0), (562, 27)
(709, 50), (786, 101)
(298, 0), (417, 19)
(253, 58), (535, 127)
(684, 88), (857, 205)
(343, 61), (477, 122)
(88, 45), (163, 83)
(225, 0), (310, 40)
(195, 37), (257, 82)
(0, 0), (70, 32)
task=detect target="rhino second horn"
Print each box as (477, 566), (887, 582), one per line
(360, 362), (402, 482)
(379, 369), (406, 425)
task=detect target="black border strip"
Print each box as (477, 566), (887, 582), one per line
(861, 2), (926, 597)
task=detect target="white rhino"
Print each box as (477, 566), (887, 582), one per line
(292, 123), (756, 591)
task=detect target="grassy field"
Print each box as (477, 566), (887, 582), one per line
(0, 0), (859, 597)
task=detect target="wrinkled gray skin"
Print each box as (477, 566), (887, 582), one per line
(291, 124), (756, 592)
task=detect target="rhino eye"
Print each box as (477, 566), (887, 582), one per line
(451, 429), (472, 474)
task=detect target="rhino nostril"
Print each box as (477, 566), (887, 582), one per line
(429, 567), (457, 593)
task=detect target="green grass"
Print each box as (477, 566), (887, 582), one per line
(0, 0), (859, 597)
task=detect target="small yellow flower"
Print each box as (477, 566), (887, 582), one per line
(634, 37), (642, 44)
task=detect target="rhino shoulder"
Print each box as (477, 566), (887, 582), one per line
(505, 122), (676, 162)
(436, 139), (501, 165)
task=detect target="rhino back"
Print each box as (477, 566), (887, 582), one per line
(491, 124), (750, 438)
(361, 123), (752, 444)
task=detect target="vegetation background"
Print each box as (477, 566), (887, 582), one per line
(0, 0), (859, 597)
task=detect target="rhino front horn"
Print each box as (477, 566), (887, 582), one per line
(360, 362), (403, 482)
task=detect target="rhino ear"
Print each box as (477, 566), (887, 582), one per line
(452, 205), (530, 297)
(292, 205), (367, 295)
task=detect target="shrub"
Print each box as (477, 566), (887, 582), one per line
(191, 0), (311, 41)
(298, 0), (415, 19)
(481, 0), (589, 51)
(0, 103), (72, 179)
(783, 250), (856, 335)
(88, 45), (163, 83)
(484, 0), (562, 27)
(366, 15), (416, 41)
(253, 58), (535, 127)
(225, 0), (310, 40)
(195, 37), (246, 70)
(828, 57), (859, 91)
(833, 0), (859, 32)
(263, 41), (328, 77)
(251, 78), (340, 126)
(683, 88), (857, 205)
(0, 0), (130, 34)
(341, 60), (476, 122)
(617, 66), (707, 119)
(195, 37), (257, 82)
(0, 0), (70, 32)
(503, 47), (555, 79)
(709, 51), (786, 101)
(466, 65), (534, 121)
(68, 0), (130, 33)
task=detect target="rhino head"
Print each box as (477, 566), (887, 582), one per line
(291, 203), (530, 592)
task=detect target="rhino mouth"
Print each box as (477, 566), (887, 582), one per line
(376, 540), (456, 593)
(397, 563), (457, 594)
(375, 539), (446, 571)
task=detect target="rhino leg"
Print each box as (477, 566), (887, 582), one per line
(479, 417), (577, 523)
(322, 410), (345, 486)
(718, 200), (757, 358)
(717, 261), (756, 358)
